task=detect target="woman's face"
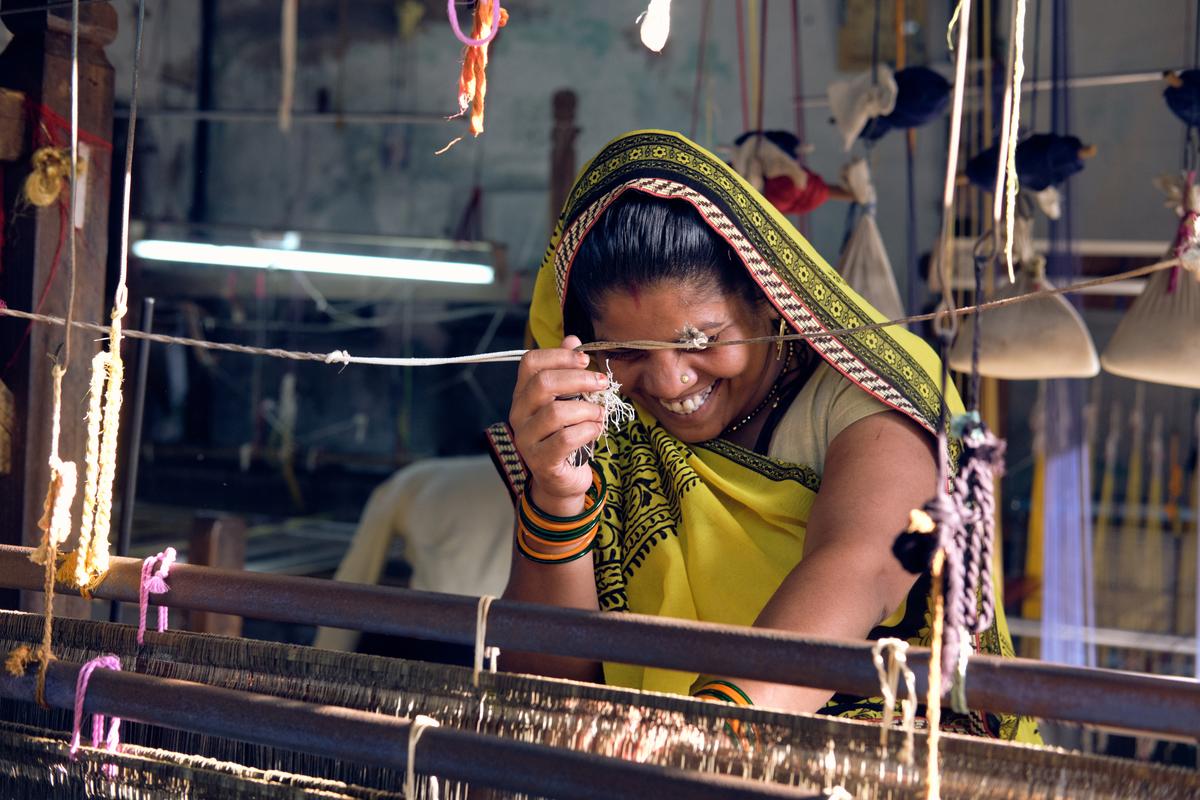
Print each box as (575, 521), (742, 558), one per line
(590, 280), (777, 443)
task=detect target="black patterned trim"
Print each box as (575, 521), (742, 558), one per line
(695, 439), (822, 493)
(485, 422), (528, 500)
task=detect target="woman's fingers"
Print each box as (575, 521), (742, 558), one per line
(522, 400), (604, 446)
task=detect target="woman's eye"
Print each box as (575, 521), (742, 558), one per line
(606, 349), (645, 362)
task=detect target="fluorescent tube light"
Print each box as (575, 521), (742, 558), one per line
(131, 239), (494, 285)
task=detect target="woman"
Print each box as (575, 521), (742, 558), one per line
(488, 130), (1037, 741)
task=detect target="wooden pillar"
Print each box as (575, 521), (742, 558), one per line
(548, 89), (578, 237)
(187, 514), (247, 637)
(0, 2), (118, 615)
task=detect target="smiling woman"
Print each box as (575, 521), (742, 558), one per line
(487, 130), (1039, 743)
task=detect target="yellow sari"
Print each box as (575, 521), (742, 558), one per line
(488, 130), (1037, 742)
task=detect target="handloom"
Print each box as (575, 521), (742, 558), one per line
(1, 611), (1198, 800)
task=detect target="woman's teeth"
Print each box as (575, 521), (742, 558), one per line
(658, 383), (715, 416)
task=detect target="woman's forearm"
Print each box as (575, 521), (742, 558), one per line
(499, 525), (604, 682)
(724, 543), (914, 713)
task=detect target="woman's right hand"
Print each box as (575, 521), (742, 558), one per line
(510, 335), (608, 516)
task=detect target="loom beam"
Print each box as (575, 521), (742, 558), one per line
(0, 657), (821, 800)
(0, 545), (1197, 739)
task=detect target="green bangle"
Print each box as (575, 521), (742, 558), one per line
(518, 506), (603, 542)
(523, 466), (608, 525)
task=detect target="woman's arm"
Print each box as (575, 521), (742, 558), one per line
(727, 410), (938, 712)
(498, 335), (606, 682)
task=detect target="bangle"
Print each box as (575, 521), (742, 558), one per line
(522, 468), (606, 527)
(692, 679), (757, 750)
(519, 467), (607, 542)
(516, 519), (597, 564)
(692, 679), (754, 707)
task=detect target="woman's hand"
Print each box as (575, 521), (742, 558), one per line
(510, 335), (608, 516)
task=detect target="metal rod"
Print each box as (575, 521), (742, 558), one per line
(115, 108), (449, 126)
(0, 658), (818, 800)
(1, 545), (1197, 739)
(110, 297), (154, 623)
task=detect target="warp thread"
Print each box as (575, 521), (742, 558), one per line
(405, 714), (442, 800)
(449, 0), (508, 138)
(137, 548), (177, 645)
(0, 256), (1179, 371)
(70, 654), (123, 775)
(870, 637), (917, 765)
(473, 594), (500, 688)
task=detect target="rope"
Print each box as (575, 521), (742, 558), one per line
(278, 0), (297, 132)
(688, 0), (712, 140)
(472, 594), (499, 688)
(992, 0), (1027, 282)
(935, 0), (974, 335)
(57, 0), (145, 596)
(405, 714), (442, 800)
(735, 0), (749, 130)
(0, 257), (1175, 369)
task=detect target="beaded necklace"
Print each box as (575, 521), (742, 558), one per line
(724, 342), (795, 434)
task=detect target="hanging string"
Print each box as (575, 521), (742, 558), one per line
(70, 654), (123, 760)
(472, 594), (500, 687)
(935, 0), (973, 333)
(688, 0), (712, 140)
(993, 0), (1027, 282)
(1028, 0), (1041, 132)
(58, 0), (146, 596)
(735, 0), (750, 130)
(278, 0), (297, 132)
(754, 0), (768, 135)
(447, 0), (508, 141)
(871, 637), (917, 764)
(789, 0), (805, 163)
(0, 256), (1178, 368)
(405, 714), (442, 800)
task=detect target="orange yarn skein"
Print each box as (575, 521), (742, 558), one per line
(455, 1), (508, 136)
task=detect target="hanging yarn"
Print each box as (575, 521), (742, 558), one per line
(70, 654), (123, 771)
(870, 638), (917, 765)
(405, 714), (442, 800)
(449, 0), (508, 139)
(992, 0), (1027, 282)
(277, 0), (297, 133)
(137, 548), (177, 645)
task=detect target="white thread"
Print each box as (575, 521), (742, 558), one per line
(473, 595), (500, 688)
(405, 714), (441, 800)
(577, 360), (636, 463)
(871, 638), (917, 766)
(0, 257), (1178, 370)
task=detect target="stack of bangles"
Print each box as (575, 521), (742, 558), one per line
(516, 467), (607, 564)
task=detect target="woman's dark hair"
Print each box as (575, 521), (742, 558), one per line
(563, 191), (765, 340)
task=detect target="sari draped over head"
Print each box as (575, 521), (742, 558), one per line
(488, 130), (1038, 742)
